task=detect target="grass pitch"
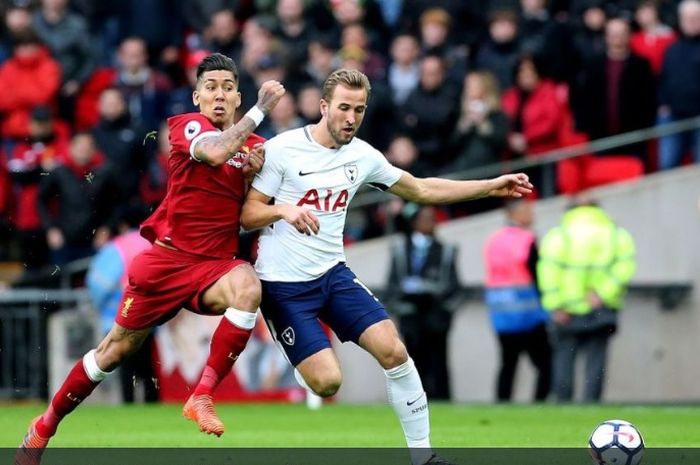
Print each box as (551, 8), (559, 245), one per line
(1, 402), (699, 447)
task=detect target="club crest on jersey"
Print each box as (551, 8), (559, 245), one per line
(226, 145), (250, 168)
(281, 327), (295, 346)
(184, 121), (201, 140)
(344, 163), (358, 183)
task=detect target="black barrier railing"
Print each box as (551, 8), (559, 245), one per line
(374, 282), (693, 313)
(0, 289), (91, 399)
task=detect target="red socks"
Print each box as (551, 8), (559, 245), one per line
(36, 360), (100, 437)
(193, 316), (253, 396)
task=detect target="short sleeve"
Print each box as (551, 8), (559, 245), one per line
(251, 139), (285, 197)
(168, 114), (220, 162)
(365, 148), (403, 190)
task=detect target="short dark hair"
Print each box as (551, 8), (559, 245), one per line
(12, 30), (42, 48)
(196, 53), (239, 86)
(513, 53), (548, 83)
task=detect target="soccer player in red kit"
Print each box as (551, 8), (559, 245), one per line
(16, 53), (285, 465)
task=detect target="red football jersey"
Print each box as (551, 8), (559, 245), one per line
(141, 113), (264, 259)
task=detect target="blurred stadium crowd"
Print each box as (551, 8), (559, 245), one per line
(0, 0), (698, 279)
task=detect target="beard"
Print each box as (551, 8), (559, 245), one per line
(327, 120), (355, 147)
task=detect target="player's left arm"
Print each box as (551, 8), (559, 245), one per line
(387, 170), (533, 204)
(241, 188), (320, 235)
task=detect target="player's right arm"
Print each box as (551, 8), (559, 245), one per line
(241, 188), (320, 235)
(192, 80), (284, 166)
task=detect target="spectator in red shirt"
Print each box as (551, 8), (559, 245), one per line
(0, 31), (61, 144)
(17, 53), (285, 465)
(630, 0), (677, 75)
(502, 55), (568, 195)
(502, 55), (566, 157)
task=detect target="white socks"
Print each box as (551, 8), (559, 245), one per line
(224, 307), (258, 330)
(83, 349), (110, 382)
(385, 358), (432, 465)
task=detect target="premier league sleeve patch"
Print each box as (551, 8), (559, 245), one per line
(184, 120), (202, 140)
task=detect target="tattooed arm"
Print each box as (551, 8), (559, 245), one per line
(193, 80), (285, 166)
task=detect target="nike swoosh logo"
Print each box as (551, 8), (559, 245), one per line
(298, 166), (341, 176)
(406, 394), (424, 406)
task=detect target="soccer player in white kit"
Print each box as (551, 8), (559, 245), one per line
(241, 69), (532, 465)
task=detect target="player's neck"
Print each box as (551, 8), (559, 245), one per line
(201, 112), (233, 131)
(310, 123), (339, 150)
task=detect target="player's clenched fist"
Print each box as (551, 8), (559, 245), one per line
(277, 204), (320, 235)
(256, 80), (286, 114)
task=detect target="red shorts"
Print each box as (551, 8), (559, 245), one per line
(115, 244), (248, 330)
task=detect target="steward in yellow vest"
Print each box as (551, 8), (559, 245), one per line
(537, 200), (635, 402)
(538, 204), (636, 316)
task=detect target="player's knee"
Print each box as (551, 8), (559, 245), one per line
(228, 267), (261, 310)
(375, 339), (409, 370)
(307, 370), (342, 397)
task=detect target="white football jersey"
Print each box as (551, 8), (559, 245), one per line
(252, 126), (403, 282)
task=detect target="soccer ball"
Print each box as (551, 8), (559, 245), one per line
(589, 419), (644, 465)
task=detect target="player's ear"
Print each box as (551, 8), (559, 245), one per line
(192, 90), (199, 107)
(320, 100), (328, 117)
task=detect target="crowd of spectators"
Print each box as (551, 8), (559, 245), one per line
(0, 0), (699, 276)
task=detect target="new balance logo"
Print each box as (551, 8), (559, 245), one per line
(227, 352), (239, 362)
(66, 392), (82, 404)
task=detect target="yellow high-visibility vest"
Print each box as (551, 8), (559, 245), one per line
(537, 206), (636, 314)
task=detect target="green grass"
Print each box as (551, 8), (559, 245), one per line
(1, 403), (699, 447)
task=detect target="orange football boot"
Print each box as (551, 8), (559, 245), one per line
(182, 394), (225, 437)
(15, 416), (50, 465)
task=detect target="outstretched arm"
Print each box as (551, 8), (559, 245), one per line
(241, 188), (320, 235)
(387, 171), (533, 204)
(193, 81), (285, 166)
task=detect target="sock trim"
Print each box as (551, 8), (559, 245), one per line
(384, 357), (415, 379)
(82, 349), (109, 382)
(224, 308), (258, 330)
